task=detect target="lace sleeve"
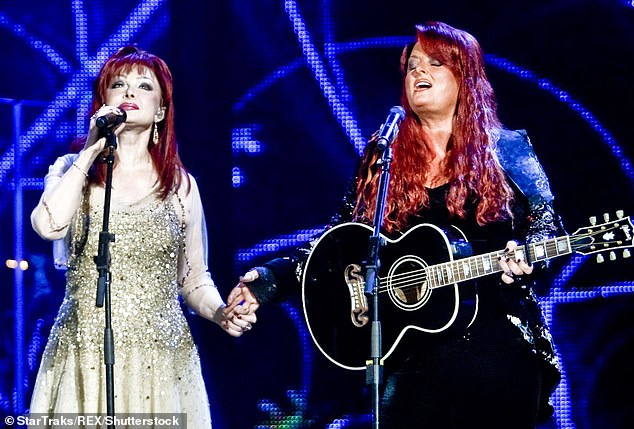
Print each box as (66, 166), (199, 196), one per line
(176, 174), (225, 320)
(31, 153), (88, 269)
(31, 154), (81, 238)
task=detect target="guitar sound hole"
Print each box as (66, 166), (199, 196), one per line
(387, 256), (430, 310)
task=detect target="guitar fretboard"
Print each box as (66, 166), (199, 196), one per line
(427, 236), (572, 288)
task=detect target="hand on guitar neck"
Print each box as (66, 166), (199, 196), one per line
(499, 240), (534, 284)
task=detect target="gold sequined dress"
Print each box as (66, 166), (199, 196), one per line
(29, 155), (218, 428)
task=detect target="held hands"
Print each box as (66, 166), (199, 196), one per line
(219, 270), (261, 337)
(215, 303), (257, 337)
(498, 241), (534, 284)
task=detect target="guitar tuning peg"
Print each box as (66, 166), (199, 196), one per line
(609, 251), (616, 261)
(624, 249), (631, 259)
(603, 213), (610, 222)
(589, 216), (597, 226)
(596, 254), (605, 263)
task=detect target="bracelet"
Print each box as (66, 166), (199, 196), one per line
(71, 162), (89, 177)
(181, 283), (215, 300)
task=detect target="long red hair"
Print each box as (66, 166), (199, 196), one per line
(353, 22), (514, 233)
(73, 45), (188, 199)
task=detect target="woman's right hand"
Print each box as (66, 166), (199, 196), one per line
(84, 105), (126, 155)
(220, 273), (261, 337)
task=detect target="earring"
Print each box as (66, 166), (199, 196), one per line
(153, 122), (159, 145)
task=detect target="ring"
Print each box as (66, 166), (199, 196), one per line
(244, 324), (252, 331)
(504, 271), (514, 278)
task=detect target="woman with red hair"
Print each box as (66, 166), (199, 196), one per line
(231, 21), (563, 428)
(30, 46), (254, 426)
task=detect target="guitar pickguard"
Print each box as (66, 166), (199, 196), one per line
(344, 264), (369, 327)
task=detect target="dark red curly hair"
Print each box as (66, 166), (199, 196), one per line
(353, 22), (514, 233)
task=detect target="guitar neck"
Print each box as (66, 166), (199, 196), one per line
(428, 235), (572, 288)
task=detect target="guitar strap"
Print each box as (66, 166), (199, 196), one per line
(493, 129), (554, 205)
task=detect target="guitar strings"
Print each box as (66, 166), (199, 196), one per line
(358, 224), (621, 295)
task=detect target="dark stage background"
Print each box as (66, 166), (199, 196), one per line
(1, 1), (634, 428)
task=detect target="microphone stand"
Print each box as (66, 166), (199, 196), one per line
(94, 130), (117, 429)
(364, 141), (394, 429)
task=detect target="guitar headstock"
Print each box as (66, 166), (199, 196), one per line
(571, 210), (633, 262)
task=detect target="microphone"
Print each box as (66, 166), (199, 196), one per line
(95, 109), (127, 130)
(376, 106), (406, 150)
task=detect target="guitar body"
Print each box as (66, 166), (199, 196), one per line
(301, 213), (634, 370)
(302, 222), (479, 370)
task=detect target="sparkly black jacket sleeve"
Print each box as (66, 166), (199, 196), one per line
(494, 129), (564, 420)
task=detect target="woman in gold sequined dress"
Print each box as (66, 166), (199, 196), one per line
(28, 46), (255, 428)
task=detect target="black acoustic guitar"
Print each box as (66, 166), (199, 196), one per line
(301, 212), (633, 370)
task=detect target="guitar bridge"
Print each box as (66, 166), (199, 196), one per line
(344, 264), (369, 327)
